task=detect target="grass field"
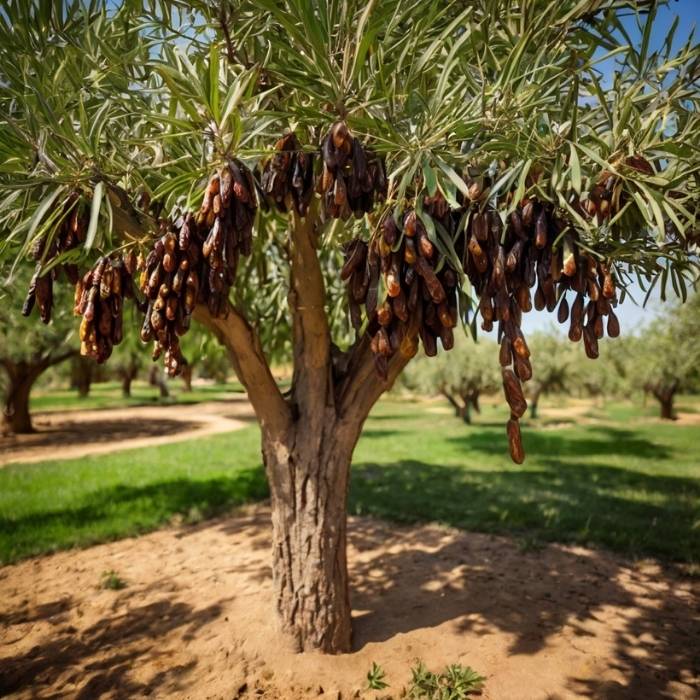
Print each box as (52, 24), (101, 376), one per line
(1, 396), (698, 566)
(29, 380), (245, 413)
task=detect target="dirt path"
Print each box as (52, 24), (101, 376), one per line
(0, 398), (255, 467)
(0, 505), (696, 699)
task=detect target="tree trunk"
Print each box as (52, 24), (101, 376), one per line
(181, 364), (193, 392)
(2, 371), (35, 434)
(149, 366), (169, 398)
(530, 387), (542, 419)
(458, 397), (471, 424)
(262, 418), (356, 654)
(121, 373), (133, 398)
(657, 390), (676, 420)
(71, 357), (93, 398)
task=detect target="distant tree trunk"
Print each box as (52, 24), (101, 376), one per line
(2, 366), (36, 433)
(149, 366), (169, 398)
(181, 364), (193, 392)
(1, 351), (75, 435)
(530, 386), (542, 419)
(71, 357), (93, 398)
(118, 360), (139, 398)
(648, 381), (678, 420)
(441, 389), (466, 421)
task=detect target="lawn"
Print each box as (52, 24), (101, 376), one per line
(29, 380), (245, 413)
(1, 397), (698, 565)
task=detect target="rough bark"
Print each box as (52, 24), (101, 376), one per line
(262, 417), (360, 653)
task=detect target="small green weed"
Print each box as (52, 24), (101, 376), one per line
(406, 660), (485, 699)
(366, 662), (389, 691)
(101, 570), (127, 590)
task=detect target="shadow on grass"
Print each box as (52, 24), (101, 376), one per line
(446, 425), (672, 460)
(0, 469), (269, 564)
(349, 459), (699, 562)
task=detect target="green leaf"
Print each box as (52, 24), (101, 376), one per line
(422, 161), (438, 197)
(568, 141), (582, 194)
(86, 181), (104, 250)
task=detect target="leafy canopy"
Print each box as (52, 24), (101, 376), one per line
(0, 0), (698, 358)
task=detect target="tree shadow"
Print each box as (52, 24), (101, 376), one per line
(349, 459), (699, 562)
(447, 425), (672, 460)
(0, 418), (200, 459)
(347, 517), (697, 697)
(0, 598), (221, 697)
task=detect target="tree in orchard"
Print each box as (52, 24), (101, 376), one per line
(0, 266), (76, 433)
(526, 330), (576, 418)
(404, 338), (500, 424)
(628, 294), (700, 418)
(1, 1), (698, 653)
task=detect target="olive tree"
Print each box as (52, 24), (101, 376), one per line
(628, 294), (700, 418)
(404, 338), (500, 424)
(1, 1), (698, 653)
(0, 267), (76, 433)
(526, 331), (576, 418)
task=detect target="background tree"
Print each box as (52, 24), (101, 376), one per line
(405, 339), (500, 424)
(109, 309), (145, 398)
(627, 295), (700, 418)
(0, 266), (76, 433)
(527, 331), (575, 419)
(0, 1), (698, 653)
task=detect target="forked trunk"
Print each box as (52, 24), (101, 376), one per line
(262, 417), (357, 654)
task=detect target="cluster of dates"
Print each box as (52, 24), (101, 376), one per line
(138, 160), (259, 375)
(260, 133), (315, 216)
(75, 254), (136, 363)
(458, 197), (620, 462)
(341, 202), (459, 380)
(22, 193), (86, 323)
(318, 122), (387, 219)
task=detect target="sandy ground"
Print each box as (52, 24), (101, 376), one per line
(0, 398), (255, 467)
(0, 505), (696, 700)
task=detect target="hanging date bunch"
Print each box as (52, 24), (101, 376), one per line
(341, 204), (459, 380)
(260, 133), (315, 216)
(74, 253), (136, 363)
(139, 221), (199, 376)
(138, 162), (258, 376)
(460, 197), (620, 464)
(318, 121), (387, 219)
(197, 160), (258, 316)
(22, 193), (88, 323)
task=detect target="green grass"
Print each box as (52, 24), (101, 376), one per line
(1, 397), (698, 565)
(30, 380), (245, 413)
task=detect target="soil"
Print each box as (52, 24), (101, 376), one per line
(1, 505), (696, 700)
(0, 398), (255, 467)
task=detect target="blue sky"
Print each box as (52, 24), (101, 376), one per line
(515, 0), (697, 338)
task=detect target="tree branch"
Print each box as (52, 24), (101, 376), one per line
(106, 184), (155, 240)
(288, 204), (332, 419)
(337, 338), (413, 428)
(194, 302), (291, 437)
